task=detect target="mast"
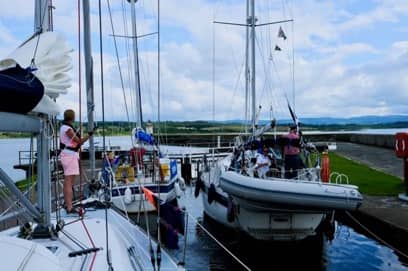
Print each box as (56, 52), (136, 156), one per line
(244, 0), (249, 135)
(34, 0), (50, 33)
(34, 0), (52, 227)
(214, 0), (292, 137)
(83, 0), (95, 180)
(250, 0), (256, 136)
(129, 0), (143, 129)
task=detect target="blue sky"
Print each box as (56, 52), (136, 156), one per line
(0, 0), (407, 122)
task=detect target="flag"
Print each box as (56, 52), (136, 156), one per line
(275, 45), (282, 51)
(142, 187), (159, 209)
(278, 26), (287, 40)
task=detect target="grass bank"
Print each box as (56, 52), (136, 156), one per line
(329, 153), (405, 196)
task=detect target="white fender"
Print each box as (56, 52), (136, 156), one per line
(174, 182), (182, 198)
(178, 176), (186, 191)
(124, 187), (132, 204)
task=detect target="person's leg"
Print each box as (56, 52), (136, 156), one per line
(293, 155), (302, 178)
(63, 175), (75, 211)
(285, 156), (293, 178)
(285, 155), (297, 179)
(61, 153), (80, 212)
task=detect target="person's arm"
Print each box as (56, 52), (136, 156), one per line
(256, 156), (268, 168)
(66, 128), (91, 146)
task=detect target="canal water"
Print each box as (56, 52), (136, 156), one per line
(136, 189), (407, 271)
(1, 136), (408, 270)
(0, 136), (208, 181)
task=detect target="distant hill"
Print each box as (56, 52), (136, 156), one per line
(216, 115), (408, 125)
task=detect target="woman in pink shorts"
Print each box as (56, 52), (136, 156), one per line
(60, 109), (93, 213)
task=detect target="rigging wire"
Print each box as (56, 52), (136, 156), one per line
(107, 0), (131, 123)
(212, 14), (216, 124)
(185, 211), (251, 271)
(77, 0), (85, 208)
(157, 0), (161, 146)
(31, 0), (51, 67)
(156, 2), (162, 270)
(140, 0), (160, 142)
(255, 30), (270, 104)
(97, 1), (112, 269)
(291, 13), (296, 112)
(98, 0), (106, 152)
(121, 0), (136, 124)
(219, 46), (246, 135)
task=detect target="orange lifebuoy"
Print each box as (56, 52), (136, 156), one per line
(321, 151), (330, 182)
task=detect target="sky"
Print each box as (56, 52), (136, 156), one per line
(0, 0), (407, 122)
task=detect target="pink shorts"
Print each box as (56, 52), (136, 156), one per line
(61, 152), (79, 176)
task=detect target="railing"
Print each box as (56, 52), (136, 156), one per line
(17, 150), (36, 167)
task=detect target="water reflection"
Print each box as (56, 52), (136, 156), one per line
(141, 190), (408, 271)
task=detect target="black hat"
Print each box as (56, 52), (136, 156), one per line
(290, 124), (297, 130)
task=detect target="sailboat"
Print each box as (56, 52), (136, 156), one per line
(105, 0), (184, 213)
(0, 1), (185, 270)
(196, 0), (363, 241)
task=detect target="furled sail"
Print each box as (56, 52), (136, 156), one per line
(0, 32), (73, 115)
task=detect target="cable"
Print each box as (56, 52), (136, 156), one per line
(106, 0), (131, 123)
(98, 0), (106, 151)
(31, 0), (51, 66)
(185, 211), (251, 271)
(157, 0), (161, 146)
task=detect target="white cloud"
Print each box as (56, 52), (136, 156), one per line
(1, 0), (407, 122)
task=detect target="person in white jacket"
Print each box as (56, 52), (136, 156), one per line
(256, 146), (271, 178)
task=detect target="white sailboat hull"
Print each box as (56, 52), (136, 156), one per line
(112, 187), (177, 213)
(220, 171), (362, 212)
(111, 179), (180, 213)
(202, 191), (239, 229)
(0, 199), (183, 270)
(199, 156), (362, 241)
(235, 208), (325, 241)
(200, 173), (325, 241)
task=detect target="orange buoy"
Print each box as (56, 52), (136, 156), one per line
(321, 151), (330, 182)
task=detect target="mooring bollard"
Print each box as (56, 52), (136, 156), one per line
(394, 132), (408, 201)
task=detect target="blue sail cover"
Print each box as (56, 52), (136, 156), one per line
(135, 130), (155, 145)
(0, 65), (44, 114)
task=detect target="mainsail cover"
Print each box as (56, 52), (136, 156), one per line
(0, 64), (44, 114)
(0, 32), (73, 115)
